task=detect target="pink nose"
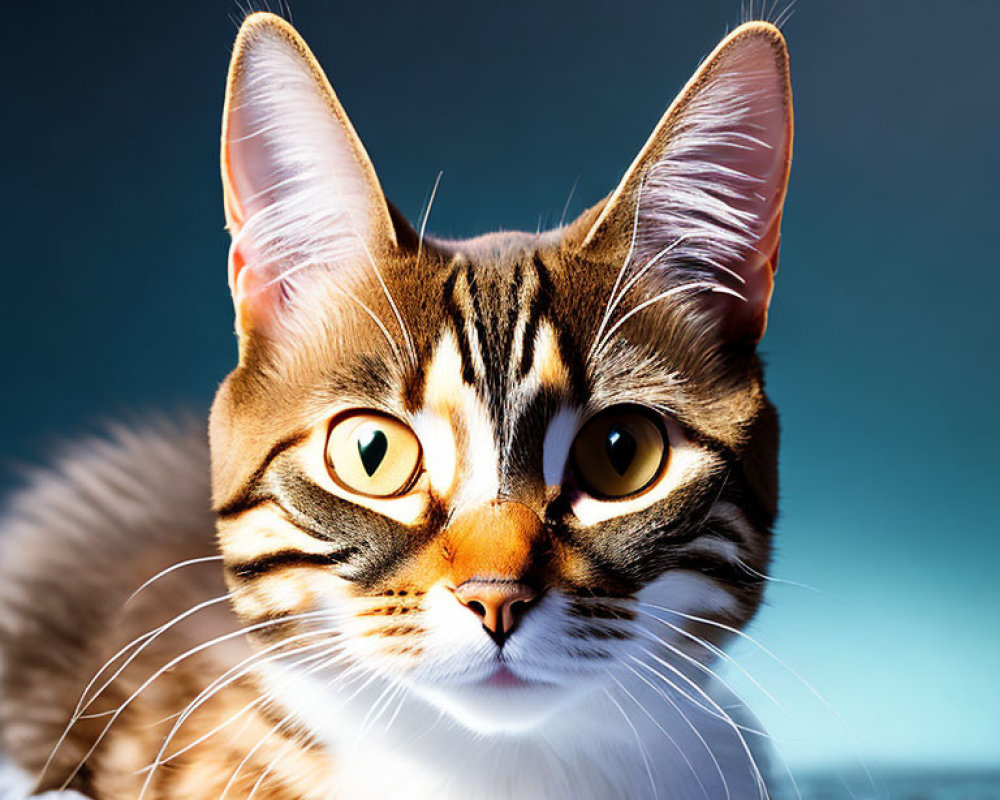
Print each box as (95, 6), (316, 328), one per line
(454, 579), (539, 646)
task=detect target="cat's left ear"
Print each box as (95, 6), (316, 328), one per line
(221, 13), (397, 339)
(574, 22), (793, 343)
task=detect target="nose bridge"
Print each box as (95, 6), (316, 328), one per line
(445, 500), (546, 585)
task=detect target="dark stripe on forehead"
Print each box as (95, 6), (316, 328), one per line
(441, 267), (476, 386)
(504, 262), (523, 360)
(464, 264), (492, 386)
(532, 254), (588, 403)
(517, 255), (552, 379)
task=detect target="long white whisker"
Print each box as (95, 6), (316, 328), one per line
(417, 171), (443, 266)
(623, 662), (730, 800)
(141, 645), (337, 795)
(76, 595), (230, 717)
(589, 174), (647, 362)
(602, 686), (659, 800)
(633, 652), (769, 799)
(219, 653), (349, 800)
(630, 651), (763, 735)
(139, 630), (344, 791)
(609, 672), (709, 800)
(606, 234), (691, 318)
(125, 556), (224, 606)
(57, 609), (341, 791)
(596, 282), (745, 357)
(37, 594), (232, 790)
(639, 601), (877, 793)
(245, 659), (360, 800)
(637, 611), (783, 710)
(355, 230), (417, 369)
(637, 628), (779, 729)
(639, 603), (839, 721)
(558, 175), (581, 229)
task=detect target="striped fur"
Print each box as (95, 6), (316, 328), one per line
(0, 12), (793, 800)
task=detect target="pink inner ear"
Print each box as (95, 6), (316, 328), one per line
(632, 30), (792, 341)
(220, 25), (394, 334)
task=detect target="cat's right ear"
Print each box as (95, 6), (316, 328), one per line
(221, 13), (396, 342)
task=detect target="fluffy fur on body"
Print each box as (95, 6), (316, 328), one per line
(0, 13), (793, 800)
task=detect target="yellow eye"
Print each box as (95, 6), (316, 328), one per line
(570, 406), (668, 499)
(325, 412), (422, 498)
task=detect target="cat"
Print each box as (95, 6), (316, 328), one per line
(0, 11), (792, 800)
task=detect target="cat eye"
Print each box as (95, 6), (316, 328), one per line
(325, 411), (422, 498)
(570, 406), (668, 499)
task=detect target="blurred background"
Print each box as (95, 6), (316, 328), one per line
(2, 0), (998, 794)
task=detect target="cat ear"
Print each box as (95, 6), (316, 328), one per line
(577, 22), (793, 343)
(221, 13), (396, 338)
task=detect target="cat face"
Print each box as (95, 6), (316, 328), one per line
(209, 13), (791, 734)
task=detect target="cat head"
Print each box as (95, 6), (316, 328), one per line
(209, 13), (791, 735)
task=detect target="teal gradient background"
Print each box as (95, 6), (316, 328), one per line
(2, 0), (997, 783)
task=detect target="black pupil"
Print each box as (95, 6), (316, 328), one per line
(605, 425), (637, 477)
(358, 428), (388, 477)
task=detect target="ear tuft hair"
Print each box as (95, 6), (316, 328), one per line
(581, 22), (793, 342)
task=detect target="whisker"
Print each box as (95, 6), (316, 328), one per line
(37, 593), (233, 790)
(244, 660), (362, 800)
(639, 603), (839, 719)
(595, 281), (745, 357)
(602, 686), (659, 800)
(589, 174), (646, 363)
(637, 628), (777, 730)
(417, 171), (443, 266)
(140, 645), (337, 800)
(633, 652), (769, 798)
(630, 652), (766, 736)
(219, 654), (350, 800)
(76, 595), (231, 718)
(354, 229), (417, 369)
(622, 662), (730, 800)
(125, 556), (224, 606)
(56, 609), (340, 791)
(636, 610), (783, 710)
(608, 672), (710, 800)
(139, 631), (344, 789)
(558, 174), (581, 229)
(639, 601), (877, 794)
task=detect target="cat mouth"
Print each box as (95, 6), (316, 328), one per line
(482, 665), (530, 688)
(476, 663), (562, 691)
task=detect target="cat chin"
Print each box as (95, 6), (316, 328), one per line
(414, 680), (580, 734)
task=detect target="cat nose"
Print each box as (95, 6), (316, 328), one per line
(454, 579), (539, 647)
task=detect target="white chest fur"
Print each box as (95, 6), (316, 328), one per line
(262, 663), (779, 800)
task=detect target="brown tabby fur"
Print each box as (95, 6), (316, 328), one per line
(0, 12), (790, 799)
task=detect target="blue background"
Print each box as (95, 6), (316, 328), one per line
(2, 0), (998, 783)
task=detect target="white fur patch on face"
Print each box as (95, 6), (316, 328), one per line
(409, 409), (457, 496)
(422, 331), (500, 509)
(638, 570), (737, 619)
(570, 419), (720, 526)
(542, 404), (581, 487)
(634, 570), (739, 667)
